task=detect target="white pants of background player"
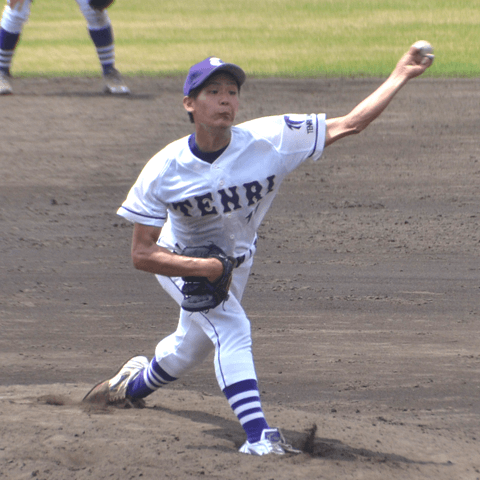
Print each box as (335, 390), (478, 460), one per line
(2, 0), (110, 33)
(155, 255), (257, 391)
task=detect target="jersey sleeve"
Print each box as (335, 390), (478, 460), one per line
(240, 113), (326, 173)
(117, 155), (169, 227)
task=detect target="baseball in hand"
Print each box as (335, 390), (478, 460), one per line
(412, 40), (434, 64)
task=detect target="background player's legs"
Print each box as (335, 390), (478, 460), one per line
(74, 0), (129, 94)
(0, 0), (31, 94)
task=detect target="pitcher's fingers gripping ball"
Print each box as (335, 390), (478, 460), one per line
(180, 244), (235, 312)
(412, 40), (435, 64)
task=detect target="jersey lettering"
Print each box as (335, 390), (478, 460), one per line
(169, 175), (276, 218)
(306, 118), (314, 134)
(245, 203), (260, 224)
(243, 180), (263, 206)
(218, 187), (242, 213)
(172, 199), (193, 216)
(195, 193), (218, 216)
(266, 175), (275, 193)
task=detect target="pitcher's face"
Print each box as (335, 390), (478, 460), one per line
(184, 73), (240, 129)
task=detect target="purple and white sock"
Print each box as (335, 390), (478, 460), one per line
(127, 357), (177, 399)
(0, 28), (20, 74)
(223, 379), (269, 443)
(88, 25), (115, 75)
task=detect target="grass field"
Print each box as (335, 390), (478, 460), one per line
(10, 0), (480, 77)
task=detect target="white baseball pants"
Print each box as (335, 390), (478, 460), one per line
(154, 255), (257, 391)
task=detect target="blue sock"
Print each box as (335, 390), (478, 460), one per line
(88, 25), (115, 75)
(0, 28), (20, 74)
(127, 357), (177, 399)
(223, 379), (269, 443)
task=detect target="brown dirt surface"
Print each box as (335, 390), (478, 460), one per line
(1, 75), (479, 480)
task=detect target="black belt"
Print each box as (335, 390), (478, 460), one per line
(174, 242), (254, 269)
(234, 254), (246, 268)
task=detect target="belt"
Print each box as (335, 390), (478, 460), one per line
(233, 254), (246, 268)
(234, 242), (256, 268)
(174, 241), (255, 268)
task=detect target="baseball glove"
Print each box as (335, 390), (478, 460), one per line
(88, 0), (115, 10)
(180, 244), (235, 313)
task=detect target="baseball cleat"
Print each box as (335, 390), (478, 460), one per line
(239, 428), (301, 456)
(82, 355), (148, 407)
(0, 70), (13, 95)
(103, 67), (130, 95)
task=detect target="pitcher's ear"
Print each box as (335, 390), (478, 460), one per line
(183, 96), (195, 113)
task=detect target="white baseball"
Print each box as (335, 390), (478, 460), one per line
(413, 40), (434, 56)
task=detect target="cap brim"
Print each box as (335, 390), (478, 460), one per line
(183, 58), (247, 96)
(211, 63), (246, 88)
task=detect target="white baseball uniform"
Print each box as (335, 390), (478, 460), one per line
(2, 0), (111, 33)
(0, 0), (125, 93)
(118, 113), (326, 390)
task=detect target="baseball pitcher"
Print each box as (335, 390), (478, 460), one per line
(83, 43), (434, 455)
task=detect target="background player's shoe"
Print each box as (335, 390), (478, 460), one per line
(0, 70), (13, 95)
(239, 428), (301, 455)
(103, 67), (130, 95)
(82, 355), (148, 407)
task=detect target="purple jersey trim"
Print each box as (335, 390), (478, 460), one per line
(119, 206), (167, 221)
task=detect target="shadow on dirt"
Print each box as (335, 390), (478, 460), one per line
(150, 405), (452, 466)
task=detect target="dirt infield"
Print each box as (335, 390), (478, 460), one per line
(1, 76), (479, 479)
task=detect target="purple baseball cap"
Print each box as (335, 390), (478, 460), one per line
(183, 56), (246, 96)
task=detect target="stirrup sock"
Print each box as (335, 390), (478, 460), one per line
(223, 379), (269, 443)
(88, 25), (115, 74)
(126, 357), (177, 399)
(0, 29), (20, 72)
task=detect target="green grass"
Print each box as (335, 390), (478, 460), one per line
(11, 0), (480, 77)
